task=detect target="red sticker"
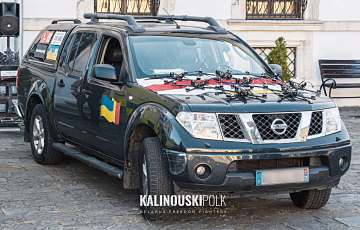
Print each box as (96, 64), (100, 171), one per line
(40, 31), (54, 44)
(304, 169), (308, 174)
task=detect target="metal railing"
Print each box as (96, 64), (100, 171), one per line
(94, 0), (160, 16)
(246, 0), (307, 19)
(253, 47), (296, 78)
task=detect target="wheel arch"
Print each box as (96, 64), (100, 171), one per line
(24, 93), (44, 142)
(122, 103), (178, 189)
(24, 79), (62, 143)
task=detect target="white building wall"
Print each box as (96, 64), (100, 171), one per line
(172, 0), (232, 20)
(23, 0), (77, 18)
(23, 31), (40, 54)
(313, 32), (360, 79)
(319, 0), (360, 21)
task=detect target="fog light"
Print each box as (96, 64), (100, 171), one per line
(339, 156), (348, 171)
(339, 157), (344, 167)
(194, 164), (211, 180)
(196, 166), (206, 176)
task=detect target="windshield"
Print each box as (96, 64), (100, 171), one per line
(129, 35), (271, 79)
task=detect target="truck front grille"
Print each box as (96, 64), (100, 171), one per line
(218, 114), (245, 139)
(252, 113), (301, 140)
(217, 111), (325, 143)
(308, 111), (323, 136)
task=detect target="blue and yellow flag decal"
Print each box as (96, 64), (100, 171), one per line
(100, 95), (121, 125)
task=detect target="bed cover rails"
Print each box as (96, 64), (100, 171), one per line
(83, 13), (228, 34)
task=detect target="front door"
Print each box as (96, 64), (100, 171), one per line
(80, 34), (127, 161)
(54, 31), (97, 144)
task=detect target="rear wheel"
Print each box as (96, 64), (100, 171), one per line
(139, 137), (174, 220)
(29, 104), (63, 165)
(290, 188), (332, 209)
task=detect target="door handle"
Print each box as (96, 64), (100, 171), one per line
(57, 82), (65, 88)
(82, 89), (91, 95)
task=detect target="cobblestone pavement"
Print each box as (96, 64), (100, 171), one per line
(0, 114), (360, 229)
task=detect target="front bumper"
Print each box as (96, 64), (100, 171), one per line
(165, 141), (351, 194)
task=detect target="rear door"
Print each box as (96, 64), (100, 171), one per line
(54, 30), (97, 143)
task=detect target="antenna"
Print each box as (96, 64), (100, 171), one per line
(163, 8), (180, 29)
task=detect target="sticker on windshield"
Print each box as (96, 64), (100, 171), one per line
(51, 31), (66, 46)
(40, 31), (54, 44)
(46, 45), (60, 60)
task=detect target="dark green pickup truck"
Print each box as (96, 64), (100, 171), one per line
(17, 13), (351, 219)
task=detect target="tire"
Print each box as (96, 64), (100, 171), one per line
(139, 137), (174, 220)
(29, 104), (63, 165)
(290, 188), (332, 209)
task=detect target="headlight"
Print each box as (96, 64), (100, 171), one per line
(325, 107), (341, 135)
(176, 112), (222, 140)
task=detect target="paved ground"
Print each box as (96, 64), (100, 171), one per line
(0, 114), (360, 229)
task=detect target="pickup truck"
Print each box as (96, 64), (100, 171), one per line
(17, 13), (351, 219)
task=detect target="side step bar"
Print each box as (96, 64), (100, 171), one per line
(52, 143), (124, 179)
(0, 127), (20, 132)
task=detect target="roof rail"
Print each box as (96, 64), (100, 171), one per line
(133, 15), (228, 34)
(51, 19), (82, 24)
(83, 13), (145, 33)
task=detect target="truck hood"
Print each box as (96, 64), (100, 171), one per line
(167, 92), (336, 113)
(137, 77), (336, 113)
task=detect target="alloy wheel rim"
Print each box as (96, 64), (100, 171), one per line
(142, 154), (149, 209)
(33, 115), (45, 155)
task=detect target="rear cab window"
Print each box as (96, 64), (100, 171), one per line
(26, 25), (79, 67)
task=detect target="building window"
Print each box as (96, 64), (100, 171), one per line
(94, 0), (160, 16)
(246, 0), (307, 19)
(253, 47), (296, 78)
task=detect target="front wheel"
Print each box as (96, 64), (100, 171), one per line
(139, 137), (174, 219)
(290, 188), (332, 209)
(29, 104), (63, 165)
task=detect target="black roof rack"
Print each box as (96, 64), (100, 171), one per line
(83, 13), (227, 34)
(134, 15), (228, 34)
(51, 19), (82, 24)
(83, 13), (146, 33)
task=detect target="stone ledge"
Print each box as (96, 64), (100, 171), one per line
(225, 20), (360, 31)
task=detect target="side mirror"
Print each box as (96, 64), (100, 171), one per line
(269, 64), (282, 77)
(92, 64), (118, 82)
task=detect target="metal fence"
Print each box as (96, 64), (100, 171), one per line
(253, 47), (296, 78)
(246, 0), (307, 19)
(94, 0), (160, 16)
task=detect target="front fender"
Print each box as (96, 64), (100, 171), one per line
(122, 103), (190, 189)
(124, 103), (186, 153)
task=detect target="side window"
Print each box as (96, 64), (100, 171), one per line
(58, 33), (75, 69)
(27, 37), (41, 60)
(27, 30), (68, 64)
(72, 33), (96, 73)
(93, 36), (123, 79)
(67, 33), (82, 70)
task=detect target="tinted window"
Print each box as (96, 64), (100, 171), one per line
(67, 33), (82, 70)
(72, 33), (96, 73)
(130, 36), (270, 79)
(28, 30), (68, 64)
(58, 34), (75, 68)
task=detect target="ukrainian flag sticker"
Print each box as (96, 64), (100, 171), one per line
(100, 95), (121, 125)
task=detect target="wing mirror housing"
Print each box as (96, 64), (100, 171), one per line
(269, 64), (283, 77)
(92, 64), (120, 82)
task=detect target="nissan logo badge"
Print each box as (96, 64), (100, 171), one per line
(271, 119), (288, 135)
